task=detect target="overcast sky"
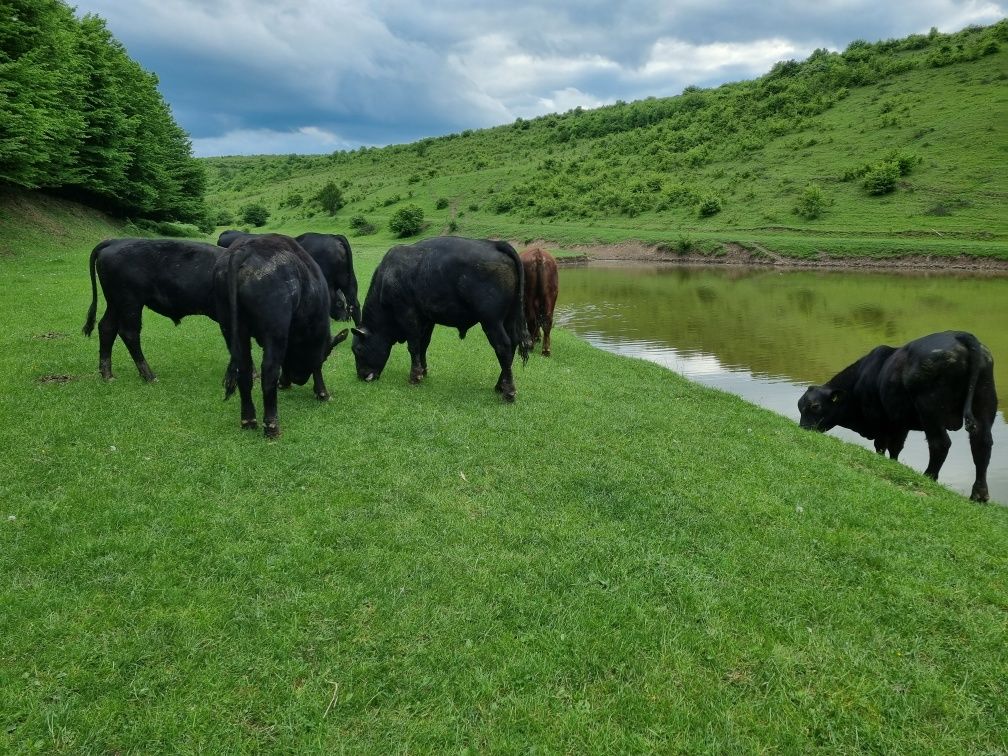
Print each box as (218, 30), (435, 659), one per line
(71, 1), (1006, 157)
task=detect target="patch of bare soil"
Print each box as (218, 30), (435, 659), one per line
(33, 331), (68, 340)
(550, 241), (1008, 274)
(36, 374), (77, 384)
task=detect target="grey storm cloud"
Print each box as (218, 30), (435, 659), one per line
(71, 0), (1006, 156)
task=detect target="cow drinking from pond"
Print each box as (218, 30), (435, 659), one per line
(82, 238), (226, 381)
(351, 236), (531, 401)
(797, 330), (997, 502)
(215, 234), (347, 438)
(520, 246), (559, 356)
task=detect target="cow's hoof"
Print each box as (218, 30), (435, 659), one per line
(101, 373), (116, 382)
(316, 391), (330, 402)
(240, 419), (258, 430)
(542, 349), (551, 357)
(970, 486), (989, 503)
(502, 391), (516, 403)
(264, 422), (281, 439)
(409, 374), (422, 385)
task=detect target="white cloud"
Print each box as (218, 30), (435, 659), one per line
(191, 126), (357, 157)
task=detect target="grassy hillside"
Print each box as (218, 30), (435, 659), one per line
(203, 22), (1008, 261)
(1, 194), (1007, 752)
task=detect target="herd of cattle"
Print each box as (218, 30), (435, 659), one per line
(83, 232), (559, 437)
(81, 231), (995, 501)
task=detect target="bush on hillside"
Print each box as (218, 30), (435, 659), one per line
(696, 194), (723, 217)
(240, 203), (270, 226)
(862, 162), (900, 195)
(389, 204), (424, 237)
(349, 214), (376, 235)
(214, 208), (234, 226)
(313, 181), (344, 215)
(794, 183), (829, 219)
(435, 197), (449, 210)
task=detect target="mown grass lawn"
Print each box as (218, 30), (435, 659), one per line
(1, 227), (1007, 752)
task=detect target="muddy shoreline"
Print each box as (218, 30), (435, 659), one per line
(540, 241), (1008, 274)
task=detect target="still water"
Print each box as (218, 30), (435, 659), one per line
(557, 263), (1008, 504)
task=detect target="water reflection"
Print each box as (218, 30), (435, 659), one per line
(558, 264), (1007, 503)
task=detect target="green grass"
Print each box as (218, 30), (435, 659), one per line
(1, 203), (1007, 752)
(203, 24), (1008, 262)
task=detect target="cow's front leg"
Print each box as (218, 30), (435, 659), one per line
(279, 370), (292, 390)
(312, 369), (330, 401)
(407, 323), (434, 384)
(259, 346), (283, 438)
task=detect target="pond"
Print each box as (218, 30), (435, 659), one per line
(556, 263), (1008, 504)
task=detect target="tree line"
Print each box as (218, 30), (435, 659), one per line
(0, 0), (208, 226)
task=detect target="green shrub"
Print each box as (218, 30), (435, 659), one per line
(239, 203), (270, 227)
(435, 197), (449, 210)
(696, 194), (723, 217)
(389, 204), (424, 237)
(447, 219), (459, 233)
(349, 214), (376, 235)
(214, 208), (234, 226)
(282, 192), (304, 208)
(887, 149), (920, 176)
(313, 181), (344, 215)
(795, 183), (828, 219)
(862, 162), (900, 195)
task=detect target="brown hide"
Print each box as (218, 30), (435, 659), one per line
(519, 247), (559, 356)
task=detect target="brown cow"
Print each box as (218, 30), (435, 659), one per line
(519, 246), (559, 356)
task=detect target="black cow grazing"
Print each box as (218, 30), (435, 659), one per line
(82, 238), (226, 381)
(217, 230), (358, 324)
(215, 234), (348, 438)
(351, 236), (531, 401)
(798, 331), (997, 502)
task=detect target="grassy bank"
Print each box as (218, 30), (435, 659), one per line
(1, 211), (1007, 752)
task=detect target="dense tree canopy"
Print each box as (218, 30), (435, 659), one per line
(0, 0), (207, 224)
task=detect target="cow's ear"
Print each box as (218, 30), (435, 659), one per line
(331, 328), (349, 347)
(351, 327), (368, 339)
(830, 389), (847, 404)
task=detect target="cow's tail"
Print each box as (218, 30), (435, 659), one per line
(336, 233), (361, 323)
(495, 240), (530, 365)
(222, 249), (243, 399)
(534, 252), (548, 335)
(960, 332), (987, 433)
(81, 241), (108, 336)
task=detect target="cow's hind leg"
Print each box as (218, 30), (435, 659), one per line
(259, 340), (285, 438)
(483, 321), (517, 402)
(541, 309), (554, 357)
(967, 380), (997, 502)
(117, 306), (156, 382)
(97, 309), (119, 380)
(234, 330), (257, 431)
(921, 419), (952, 482)
(887, 429), (908, 460)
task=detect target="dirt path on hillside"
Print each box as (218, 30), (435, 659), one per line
(528, 240), (1008, 274)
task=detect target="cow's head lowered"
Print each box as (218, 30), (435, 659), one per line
(350, 326), (394, 382)
(798, 385), (848, 432)
(283, 329), (349, 385)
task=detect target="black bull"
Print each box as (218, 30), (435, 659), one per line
(218, 230), (360, 326)
(351, 236), (531, 401)
(216, 234), (347, 438)
(798, 330), (997, 502)
(82, 238), (225, 381)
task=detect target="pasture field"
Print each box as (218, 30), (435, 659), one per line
(1, 201), (1007, 752)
